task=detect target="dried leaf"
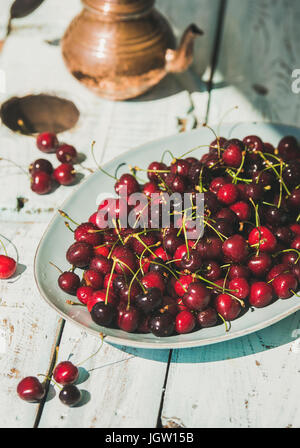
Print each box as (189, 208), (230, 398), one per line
(10, 0), (45, 19)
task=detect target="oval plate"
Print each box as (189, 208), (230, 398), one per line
(34, 122), (300, 349)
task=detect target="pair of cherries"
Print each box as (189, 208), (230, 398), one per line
(30, 132), (78, 195)
(17, 360), (81, 407)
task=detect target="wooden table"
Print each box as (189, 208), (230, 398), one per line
(0, 0), (300, 428)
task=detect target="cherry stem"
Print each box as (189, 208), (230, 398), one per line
(161, 150), (175, 163)
(113, 258), (146, 293)
(0, 156), (29, 177)
(91, 141), (117, 180)
(49, 261), (63, 274)
(105, 259), (117, 305)
(37, 373), (62, 391)
(58, 210), (79, 227)
(0, 238), (8, 257)
(77, 333), (105, 366)
(218, 313), (230, 333)
(217, 106), (239, 136)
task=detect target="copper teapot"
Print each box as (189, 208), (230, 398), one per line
(61, 0), (203, 100)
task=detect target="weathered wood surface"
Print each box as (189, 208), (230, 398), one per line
(1, 0), (300, 428)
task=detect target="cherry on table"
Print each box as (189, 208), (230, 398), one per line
(56, 144), (77, 164)
(59, 384), (82, 407)
(17, 376), (45, 402)
(53, 361), (79, 386)
(36, 132), (58, 153)
(29, 158), (53, 175)
(0, 254), (17, 279)
(53, 163), (76, 186)
(31, 171), (52, 195)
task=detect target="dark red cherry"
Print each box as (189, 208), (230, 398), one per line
(202, 260), (221, 282)
(209, 137), (227, 153)
(228, 264), (250, 280)
(56, 144), (77, 164)
(31, 171), (52, 195)
(0, 255), (17, 279)
(142, 181), (160, 197)
(175, 310), (196, 334)
(142, 272), (165, 295)
(197, 307), (217, 328)
(59, 384), (82, 407)
(66, 242), (94, 268)
(230, 201), (251, 221)
(243, 135), (264, 152)
(244, 183), (263, 202)
(248, 227), (277, 253)
(291, 236), (300, 251)
(282, 252), (299, 266)
(135, 287), (162, 315)
(90, 255), (113, 275)
(74, 223), (102, 246)
(170, 159), (190, 177)
(117, 305), (140, 332)
(222, 235), (248, 263)
(214, 218), (235, 237)
(53, 163), (76, 186)
(165, 173), (186, 193)
(132, 234), (157, 255)
(209, 177), (230, 195)
(287, 189), (300, 209)
(222, 143), (243, 168)
(274, 227), (294, 244)
(91, 302), (116, 326)
(247, 253), (272, 277)
(183, 282), (211, 311)
(147, 161), (168, 183)
(17, 376), (45, 402)
(83, 269), (103, 289)
(180, 250), (202, 272)
(263, 142), (275, 154)
(76, 286), (94, 305)
(161, 296), (178, 316)
(215, 294), (241, 321)
(53, 361), (79, 386)
(112, 247), (137, 275)
(115, 174), (140, 197)
(272, 273), (298, 299)
(36, 132), (58, 153)
(249, 282), (273, 308)
(216, 208), (238, 227)
(149, 311), (175, 337)
(278, 136), (299, 161)
(217, 184), (239, 205)
(29, 158), (53, 175)
(267, 264), (288, 282)
(163, 233), (183, 255)
(228, 277), (250, 299)
(204, 191), (221, 213)
(58, 271), (80, 295)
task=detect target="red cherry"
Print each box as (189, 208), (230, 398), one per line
(247, 253), (272, 277)
(174, 274), (194, 297)
(209, 137), (227, 153)
(53, 163), (76, 186)
(31, 171), (52, 195)
(183, 282), (211, 311)
(29, 158), (53, 175)
(66, 242), (94, 268)
(132, 234), (157, 255)
(17, 376), (45, 402)
(147, 161), (168, 183)
(249, 282), (273, 308)
(56, 144), (77, 164)
(217, 184), (239, 205)
(248, 227), (277, 253)
(222, 144), (243, 168)
(175, 310), (196, 334)
(112, 247), (137, 275)
(153, 246), (169, 262)
(197, 308), (218, 328)
(290, 224), (300, 236)
(170, 159), (190, 177)
(0, 255), (17, 279)
(142, 272), (165, 295)
(165, 173), (186, 194)
(74, 223), (102, 246)
(278, 136), (299, 161)
(209, 177), (230, 195)
(291, 236), (300, 251)
(87, 289), (118, 312)
(243, 135), (264, 152)
(267, 264), (289, 282)
(83, 269), (103, 289)
(53, 361), (79, 386)
(36, 132), (58, 153)
(228, 264), (250, 280)
(215, 294), (241, 321)
(202, 260), (222, 282)
(272, 273), (298, 299)
(222, 235), (248, 263)
(76, 286), (94, 305)
(90, 255), (113, 275)
(230, 201), (251, 221)
(58, 271), (80, 295)
(117, 305), (140, 332)
(142, 182), (160, 197)
(228, 277), (250, 300)
(104, 273), (118, 294)
(115, 174), (140, 197)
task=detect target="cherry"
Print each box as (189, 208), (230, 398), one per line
(135, 287), (162, 315)
(198, 237), (223, 260)
(174, 274), (194, 297)
(66, 242), (94, 268)
(88, 289), (118, 312)
(249, 282), (273, 308)
(282, 252), (299, 266)
(56, 144), (77, 164)
(161, 296), (178, 316)
(222, 143), (243, 168)
(209, 137), (227, 153)
(115, 174), (140, 197)
(283, 162), (300, 188)
(243, 135), (264, 152)
(215, 294), (241, 321)
(228, 264), (250, 280)
(230, 201), (251, 221)
(137, 315), (151, 333)
(180, 250), (202, 272)
(278, 136), (299, 161)
(222, 234), (248, 263)
(214, 218), (235, 237)
(74, 223), (102, 246)
(183, 282), (210, 311)
(272, 273), (298, 299)
(287, 189), (300, 209)
(248, 227), (277, 253)
(91, 302), (116, 326)
(202, 260), (221, 282)
(142, 181), (160, 197)
(29, 158), (53, 175)
(83, 269), (103, 289)
(217, 184), (239, 205)
(163, 233), (183, 254)
(247, 253), (272, 277)
(149, 258), (170, 279)
(141, 271), (165, 295)
(197, 308), (217, 328)
(132, 234), (157, 255)
(58, 271), (80, 295)
(31, 171), (52, 195)
(244, 183), (263, 202)
(17, 377), (45, 402)
(290, 224), (300, 236)
(117, 305), (140, 332)
(112, 247), (137, 275)
(77, 286), (94, 305)
(228, 277), (250, 299)
(53, 361), (79, 386)
(149, 311), (175, 337)
(104, 273), (118, 293)
(291, 236), (300, 250)
(209, 177), (229, 195)
(36, 132), (58, 153)
(90, 255), (113, 275)
(274, 227), (294, 245)
(53, 164), (76, 186)
(175, 310), (196, 334)
(153, 246), (169, 262)
(165, 173), (186, 193)
(147, 161), (168, 183)
(204, 191), (221, 213)
(267, 264), (288, 282)
(263, 142), (275, 154)
(119, 280), (141, 304)
(59, 384), (82, 407)
(170, 159), (190, 177)
(0, 255), (17, 279)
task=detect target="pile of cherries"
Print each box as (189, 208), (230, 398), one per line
(56, 133), (300, 338)
(30, 132), (78, 195)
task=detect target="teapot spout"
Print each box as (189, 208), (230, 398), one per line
(165, 24), (203, 73)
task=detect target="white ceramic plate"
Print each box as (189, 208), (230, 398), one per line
(34, 122), (300, 349)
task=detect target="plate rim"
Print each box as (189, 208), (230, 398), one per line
(34, 122), (300, 350)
